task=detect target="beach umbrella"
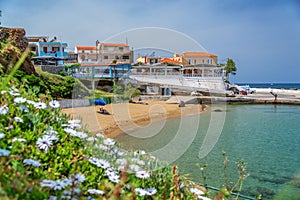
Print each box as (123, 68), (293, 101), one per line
(91, 99), (106, 106)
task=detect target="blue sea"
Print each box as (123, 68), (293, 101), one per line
(116, 93), (300, 199)
(236, 83), (300, 90)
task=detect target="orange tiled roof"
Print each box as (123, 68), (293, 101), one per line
(76, 46), (96, 50)
(183, 52), (216, 57)
(160, 58), (182, 65)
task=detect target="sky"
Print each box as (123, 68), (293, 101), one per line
(1, 0), (300, 83)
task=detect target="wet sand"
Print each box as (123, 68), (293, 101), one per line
(62, 100), (204, 138)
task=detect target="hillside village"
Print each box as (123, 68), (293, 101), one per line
(26, 35), (226, 96)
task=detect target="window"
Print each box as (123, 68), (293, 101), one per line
(82, 50), (85, 53)
(188, 59), (191, 65)
(115, 55), (120, 59)
(207, 59), (209, 64)
(122, 55), (129, 59)
(202, 59), (205, 64)
(119, 47), (124, 51)
(104, 55), (108, 59)
(43, 47), (48, 53)
(90, 50), (93, 53)
(194, 59), (197, 64)
(52, 47), (59, 52)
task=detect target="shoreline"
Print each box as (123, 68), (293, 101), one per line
(62, 100), (204, 138)
(61, 88), (300, 138)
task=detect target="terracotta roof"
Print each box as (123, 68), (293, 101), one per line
(183, 52), (217, 57)
(102, 43), (128, 47)
(160, 58), (182, 65)
(76, 46), (96, 50)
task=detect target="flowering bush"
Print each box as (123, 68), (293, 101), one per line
(0, 77), (209, 199)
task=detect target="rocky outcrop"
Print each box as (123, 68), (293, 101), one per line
(0, 27), (37, 75)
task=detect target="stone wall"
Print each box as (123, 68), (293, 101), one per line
(0, 27), (37, 75)
(59, 99), (91, 108)
(41, 65), (65, 74)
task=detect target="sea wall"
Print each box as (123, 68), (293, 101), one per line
(59, 99), (90, 108)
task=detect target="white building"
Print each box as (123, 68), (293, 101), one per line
(75, 42), (133, 64)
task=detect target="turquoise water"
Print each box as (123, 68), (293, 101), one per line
(116, 105), (300, 199)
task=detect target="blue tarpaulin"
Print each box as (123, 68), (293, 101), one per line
(91, 99), (106, 106)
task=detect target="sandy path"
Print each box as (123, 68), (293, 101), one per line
(62, 100), (204, 138)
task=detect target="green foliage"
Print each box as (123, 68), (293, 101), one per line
(64, 63), (80, 76)
(112, 83), (141, 100)
(224, 58), (237, 78)
(0, 79), (201, 199)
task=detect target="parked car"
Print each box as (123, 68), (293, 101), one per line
(240, 85), (256, 94)
(191, 91), (203, 96)
(240, 90), (248, 95)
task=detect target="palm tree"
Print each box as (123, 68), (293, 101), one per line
(224, 58), (237, 79)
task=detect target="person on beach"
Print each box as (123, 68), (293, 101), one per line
(270, 90), (278, 102)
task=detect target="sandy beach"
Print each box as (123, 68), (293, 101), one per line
(62, 100), (204, 138)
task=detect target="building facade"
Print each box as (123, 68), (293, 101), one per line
(75, 42), (133, 64)
(28, 36), (68, 65)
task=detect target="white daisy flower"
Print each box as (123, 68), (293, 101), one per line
(0, 149), (10, 156)
(0, 132), (5, 139)
(36, 135), (53, 152)
(86, 137), (97, 142)
(129, 164), (142, 172)
(61, 178), (73, 187)
(14, 116), (23, 123)
(135, 188), (147, 196)
(40, 180), (55, 188)
(47, 134), (59, 142)
(64, 128), (77, 135)
(1, 90), (6, 94)
(14, 97), (27, 103)
(103, 138), (115, 146)
(146, 188), (157, 196)
(53, 180), (66, 190)
(49, 196), (57, 200)
(46, 128), (58, 136)
(73, 173), (85, 184)
(23, 159), (41, 167)
(96, 144), (109, 151)
(87, 189), (104, 195)
(88, 157), (110, 169)
(88, 157), (100, 166)
(96, 133), (105, 138)
(34, 102), (47, 109)
(97, 159), (111, 169)
(68, 119), (81, 124)
(12, 137), (27, 143)
(0, 105), (9, 115)
(104, 167), (118, 177)
(9, 88), (20, 96)
(73, 188), (81, 194)
(190, 187), (204, 196)
(131, 158), (145, 166)
(26, 100), (36, 105)
(75, 131), (88, 139)
(49, 100), (60, 108)
(108, 173), (120, 183)
(136, 171), (150, 179)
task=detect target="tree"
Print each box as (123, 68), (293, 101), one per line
(224, 58), (237, 79)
